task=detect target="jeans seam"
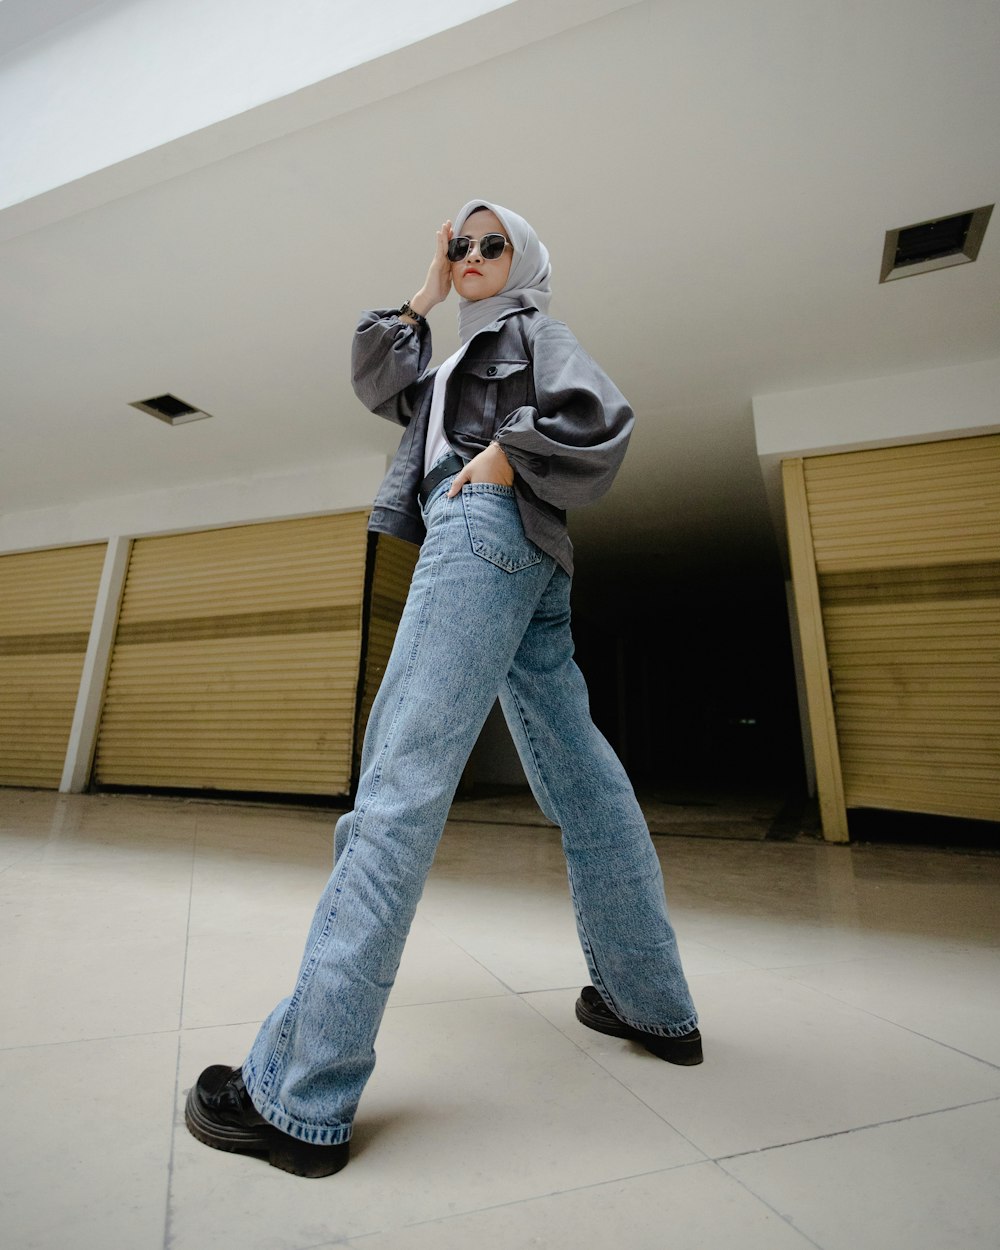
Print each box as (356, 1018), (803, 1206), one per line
(503, 674), (557, 817)
(503, 674), (614, 1004)
(255, 528), (446, 1099)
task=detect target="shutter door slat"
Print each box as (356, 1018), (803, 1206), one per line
(0, 545), (107, 788)
(801, 434), (1000, 823)
(804, 433), (1000, 573)
(354, 534), (418, 773)
(94, 514), (368, 796)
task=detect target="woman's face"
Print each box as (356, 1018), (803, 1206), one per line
(450, 209), (513, 301)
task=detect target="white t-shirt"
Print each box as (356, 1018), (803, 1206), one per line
(423, 342), (470, 476)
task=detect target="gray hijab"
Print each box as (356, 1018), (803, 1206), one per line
(454, 199), (552, 343)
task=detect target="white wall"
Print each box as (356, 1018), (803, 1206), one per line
(0, 453), (389, 554)
(754, 356), (1000, 460)
(753, 356), (1000, 562)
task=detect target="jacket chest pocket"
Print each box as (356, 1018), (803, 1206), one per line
(453, 357), (531, 438)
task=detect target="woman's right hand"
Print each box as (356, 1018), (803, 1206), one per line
(408, 220), (453, 317)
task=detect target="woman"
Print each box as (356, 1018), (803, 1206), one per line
(185, 200), (701, 1179)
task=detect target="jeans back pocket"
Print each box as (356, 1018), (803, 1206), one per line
(462, 483), (544, 574)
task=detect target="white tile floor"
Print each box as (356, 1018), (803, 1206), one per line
(1, 787), (999, 1250)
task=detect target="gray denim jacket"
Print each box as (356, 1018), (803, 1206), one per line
(351, 306), (634, 575)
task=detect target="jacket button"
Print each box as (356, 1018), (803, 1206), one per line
(486, 365), (498, 376)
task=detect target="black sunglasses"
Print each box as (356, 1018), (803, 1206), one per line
(447, 233), (511, 262)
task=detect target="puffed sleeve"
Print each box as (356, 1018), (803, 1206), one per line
(351, 309), (434, 426)
(492, 318), (634, 509)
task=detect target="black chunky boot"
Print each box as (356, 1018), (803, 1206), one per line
(575, 986), (703, 1065)
(185, 1065), (350, 1178)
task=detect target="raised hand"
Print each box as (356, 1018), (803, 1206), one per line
(406, 221), (453, 318)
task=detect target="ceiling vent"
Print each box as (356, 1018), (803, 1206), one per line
(880, 204), (993, 282)
(130, 393), (213, 425)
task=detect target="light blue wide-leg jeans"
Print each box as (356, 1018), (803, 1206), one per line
(243, 476), (697, 1146)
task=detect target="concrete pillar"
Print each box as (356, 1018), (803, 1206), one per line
(60, 536), (131, 792)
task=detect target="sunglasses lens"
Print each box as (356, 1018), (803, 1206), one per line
(480, 234), (506, 260)
(447, 237), (471, 262)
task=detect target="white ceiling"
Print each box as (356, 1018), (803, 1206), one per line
(0, 0), (110, 58)
(2, 0), (998, 613)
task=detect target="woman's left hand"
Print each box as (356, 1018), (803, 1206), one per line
(447, 442), (514, 497)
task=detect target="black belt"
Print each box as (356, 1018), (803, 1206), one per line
(418, 452), (465, 504)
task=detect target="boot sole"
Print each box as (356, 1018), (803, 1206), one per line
(575, 996), (704, 1066)
(184, 1085), (350, 1177)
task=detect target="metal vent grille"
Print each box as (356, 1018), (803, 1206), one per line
(880, 205), (993, 282)
(130, 393), (213, 425)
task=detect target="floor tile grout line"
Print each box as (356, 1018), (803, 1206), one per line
(762, 975), (1000, 1072)
(716, 1167), (828, 1250)
(174, 1016), (268, 1034)
(406, 911), (521, 994)
(711, 1097), (1000, 1250)
(515, 991), (713, 1163)
(301, 1157), (725, 1249)
(162, 1031), (185, 1250)
(161, 815), (200, 1250)
(515, 989), (1000, 1176)
(0, 1025), (200, 1053)
(389, 989), (514, 1010)
(714, 1092), (1000, 1163)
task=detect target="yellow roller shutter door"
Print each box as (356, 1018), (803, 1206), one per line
(803, 434), (1000, 821)
(354, 533), (419, 774)
(0, 544), (107, 788)
(94, 514), (369, 796)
